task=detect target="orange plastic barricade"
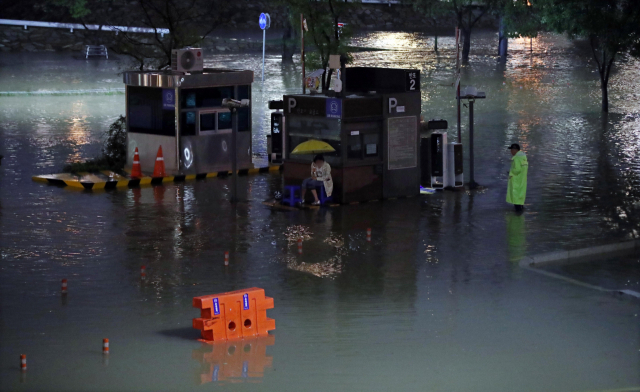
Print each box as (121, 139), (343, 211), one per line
(192, 335), (275, 384)
(193, 288), (275, 342)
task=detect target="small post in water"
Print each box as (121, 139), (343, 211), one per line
(20, 354), (26, 371)
(61, 279), (67, 295)
(297, 238), (303, 254)
(224, 251), (229, 266)
(102, 339), (109, 354)
(140, 266), (146, 280)
(366, 228), (372, 242)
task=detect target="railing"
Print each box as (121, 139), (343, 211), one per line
(0, 19), (169, 37)
(360, 0), (402, 4)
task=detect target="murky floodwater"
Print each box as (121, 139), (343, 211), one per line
(1, 31), (639, 391)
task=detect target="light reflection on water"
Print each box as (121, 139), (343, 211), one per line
(0, 31), (639, 391)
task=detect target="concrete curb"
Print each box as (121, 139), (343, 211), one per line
(32, 165), (283, 191)
(519, 240), (640, 300)
(519, 240), (640, 268)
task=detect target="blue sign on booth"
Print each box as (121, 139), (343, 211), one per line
(162, 89), (175, 110)
(325, 98), (342, 119)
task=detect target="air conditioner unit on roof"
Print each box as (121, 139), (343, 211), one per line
(171, 48), (203, 73)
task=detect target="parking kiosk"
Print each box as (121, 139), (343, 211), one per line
(123, 69), (254, 174)
(282, 67), (421, 204)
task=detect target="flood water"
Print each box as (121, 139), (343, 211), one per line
(1, 31), (639, 391)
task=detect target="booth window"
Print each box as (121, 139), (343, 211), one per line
(238, 85), (250, 100)
(181, 87), (234, 108)
(181, 111), (196, 136)
(217, 111), (232, 130)
(364, 133), (379, 157)
(344, 122), (381, 161)
(348, 134), (362, 159)
(128, 86), (175, 136)
(287, 116), (341, 163)
(200, 112), (216, 132)
(197, 109), (231, 134)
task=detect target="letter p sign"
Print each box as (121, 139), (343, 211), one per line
(388, 97), (397, 114)
(288, 97), (297, 113)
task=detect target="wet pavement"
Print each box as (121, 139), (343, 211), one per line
(1, 31), (639, 391)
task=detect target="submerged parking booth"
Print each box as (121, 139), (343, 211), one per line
(282, 67), (421, 204)
(123, 69), (253, 175)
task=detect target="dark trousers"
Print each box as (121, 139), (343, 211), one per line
(514, 204), (524, 212)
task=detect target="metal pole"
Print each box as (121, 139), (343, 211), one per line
(468, 100), (477, 189)
(230, 108), (238, 202)
(262, 29), (266, 82)
(301, 13), (305, 94)
(456, 27), (461, 143)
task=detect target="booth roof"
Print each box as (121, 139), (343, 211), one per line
(123, 68), (254, 88)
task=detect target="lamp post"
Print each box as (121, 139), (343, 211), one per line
(222, 98), (251, 203)
(459, 86), (485, 190)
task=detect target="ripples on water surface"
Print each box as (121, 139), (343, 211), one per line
(0, 31), (639, 391)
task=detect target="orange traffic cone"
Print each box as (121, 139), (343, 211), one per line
(131, 147), (142, 178)
(152, 146), (166, 178)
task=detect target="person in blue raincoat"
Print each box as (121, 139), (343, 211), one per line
(507, 143), (528, 212)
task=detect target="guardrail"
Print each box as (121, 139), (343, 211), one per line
(0, 19), (169, 36)
(361, 0), (402, 4)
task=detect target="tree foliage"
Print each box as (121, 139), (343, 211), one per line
(47, 0), (228, 70)
(413, 0), (496, 62)
(287, 0), (359, 90)
(534, 0), (640, 112)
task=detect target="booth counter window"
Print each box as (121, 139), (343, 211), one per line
(198, 109), (232, 135)
(180, 86), (250, 134)
(345, 121), (381, 161)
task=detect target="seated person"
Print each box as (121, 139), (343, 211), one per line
(301, 154), (333, 205)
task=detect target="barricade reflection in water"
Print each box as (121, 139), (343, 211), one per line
(192, 335), (275, 384)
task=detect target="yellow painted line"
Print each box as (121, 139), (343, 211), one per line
(32, 176), (49, 183)
(161, 176), (175, 183)
(139, 177), (152, 185)
(185, 174), (197, 180)
(206, 172), (218, 178)
(247, 168), (260, 174)
(116, 180), (130, 188)
(92, 182), (106, 190)
(269, 165), (281, 171)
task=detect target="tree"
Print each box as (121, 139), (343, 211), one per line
(535, 0), (640, 112)
(281, 7), (298, 63)
(414, 0), (495, 62)
(288, 0), (360, 90)
(497, 0), (543, 59)
(413, 0), (448, 52)
(50, 0), (229, 70)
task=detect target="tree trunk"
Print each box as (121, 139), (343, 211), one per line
(434, 33), (438, 52)
(462, 27), (471, 63)
(282, 12), (295, 63)
(498, 16), (508, 59)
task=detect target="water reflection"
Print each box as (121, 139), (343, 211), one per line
(505, 212), (527, 262)
(192, 335), (274, 384)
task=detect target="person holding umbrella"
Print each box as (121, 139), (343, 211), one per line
(290, 139), (336, 205)
(301, 154), (333, 205)
(507, 143), (528, 212)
